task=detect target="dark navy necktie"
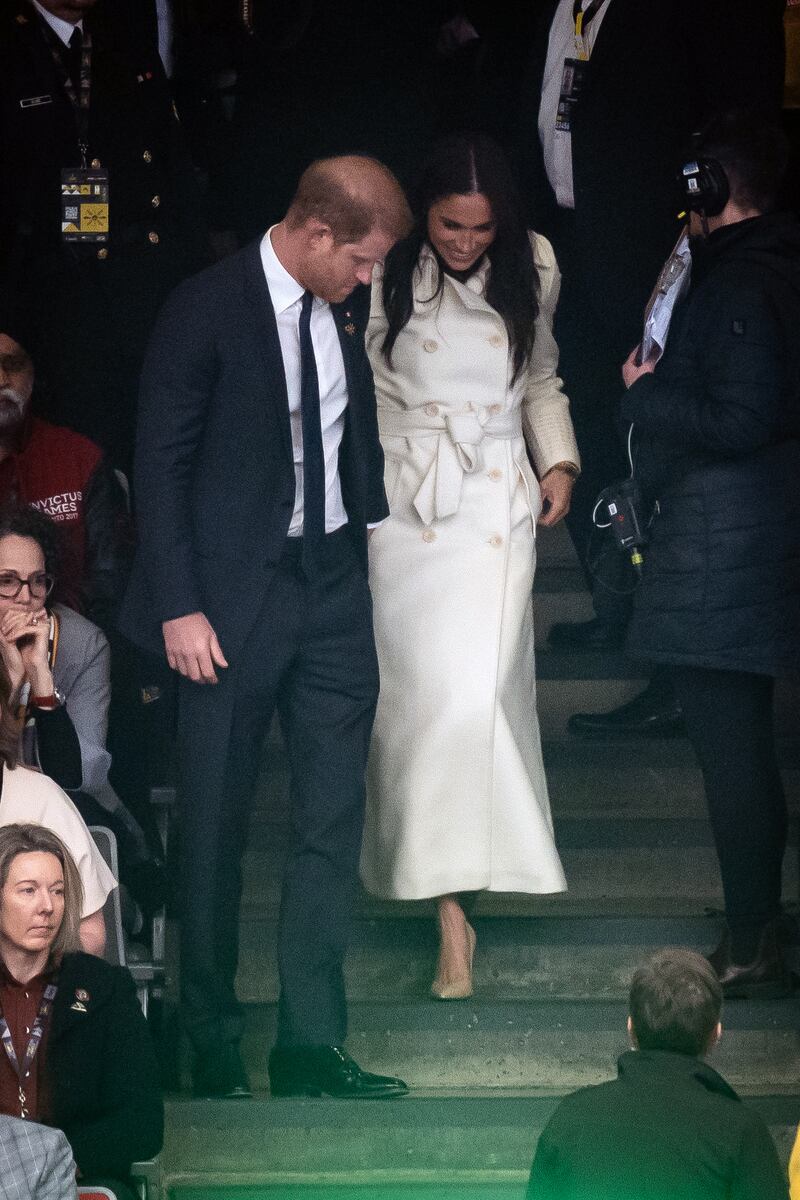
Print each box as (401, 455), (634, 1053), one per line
(298, 290), (326, 574)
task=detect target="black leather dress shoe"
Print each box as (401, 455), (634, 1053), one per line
(268, 1045), (409, 1099)
(568, 681), (685, 739)
(708, 921), (792, 999)
(192, 1043), (253, 1099)
(548, 617), (626, 652)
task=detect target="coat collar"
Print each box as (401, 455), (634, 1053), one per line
(241, 240), (293, 464)
(48, 951), (116, 1041)
(616, 1049), (741, 1103)
(414, 244), (492, 313)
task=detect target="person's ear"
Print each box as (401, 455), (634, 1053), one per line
(305, 219), (334, 250)
(705, 1021), (723, 1053)
(627, 1015), (638, 1049)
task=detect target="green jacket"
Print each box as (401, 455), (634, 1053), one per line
(527, 1049), (787, 1200)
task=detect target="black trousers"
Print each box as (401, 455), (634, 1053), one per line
(669, 666), (787, 936)
(177, 530), (378, 1051)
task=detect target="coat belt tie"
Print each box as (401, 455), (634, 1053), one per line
(378, 406), (522, 526)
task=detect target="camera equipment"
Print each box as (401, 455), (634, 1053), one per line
(593, 477), (648, 575)
(679, 157), (730, 219)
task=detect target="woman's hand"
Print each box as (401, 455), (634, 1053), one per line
(538, 467), (575, 527)
(0, 606), (53, 698)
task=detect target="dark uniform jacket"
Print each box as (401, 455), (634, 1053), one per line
(527, 1049), (787, 1200)
(0, 0), (209, 465)
(622, 213), (800, 678)
(46, 951), (163, 1180)
(119, 245), (389, 661)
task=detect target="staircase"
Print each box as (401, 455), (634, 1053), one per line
(160, 523), (800, 1199)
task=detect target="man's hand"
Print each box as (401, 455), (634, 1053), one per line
(538, 469), (574, 527)
(622, 344), (658, 389)
(163, 612), (229, 684)
(0, 606), (51, 698)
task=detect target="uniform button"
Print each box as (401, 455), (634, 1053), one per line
(151, 194), (161, 207)
(96, 247), (108, 260)
(143, 149), (153, 163)
(25, 1027), (30, 1035)
(488, 334), (504, 347)
(148, 231), (160, 244)
(424, 403), (439, 416)
(422, 529), (437, 543)
(423, 339), (438, 353)
(488, 468), (502, 481)
(90, 157), (101, 169)
(489, 534), (503, 547)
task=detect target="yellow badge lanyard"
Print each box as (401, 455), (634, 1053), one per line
(573, 0), (608, 61)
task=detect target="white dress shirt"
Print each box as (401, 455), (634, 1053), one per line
(31, 0), (82, 45)
(260, 229), (349, 536)
(538, 0), (612, 209)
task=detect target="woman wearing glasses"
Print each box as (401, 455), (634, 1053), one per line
(0, 504), (155, 913)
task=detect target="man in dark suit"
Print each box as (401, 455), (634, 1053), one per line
(121, 155), (411, 1099)
(0, 0), (209, 472)
(517, 0), (786, 733)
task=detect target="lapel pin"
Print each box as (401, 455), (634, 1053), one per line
(70, 988), (90, 1011)
(70, 1000), (87, 1012)
(344, 313), (356, 336)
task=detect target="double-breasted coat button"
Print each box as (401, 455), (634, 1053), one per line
(488, 468), (502, 481)
(423, 339), (438, 353)
(148, 231), (160, 244)
(489, 403), (502, 415)
(90, 157), (101, 168)
(488, 333), (504, 347)
(96, 247), (108, 260)
(424, 403), (439, 416)
(422, 529), (437, 543)
(151, 194), (161, 207)
(489, 534), (503, 547)
(143, 149), (153, 163)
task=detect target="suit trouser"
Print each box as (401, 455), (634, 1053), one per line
(177, 529), (379, 1051)
(669, 667), (787, 941)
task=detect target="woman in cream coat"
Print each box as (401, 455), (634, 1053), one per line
(361, 134), (580, 998)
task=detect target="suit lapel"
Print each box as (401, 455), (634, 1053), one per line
(241, 242), (294, 465)
(48, 955), (112, 1042)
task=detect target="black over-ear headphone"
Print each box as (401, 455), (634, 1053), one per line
(678, 156), (730, 218)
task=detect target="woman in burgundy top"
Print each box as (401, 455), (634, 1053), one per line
(0, 823), (162, 1196)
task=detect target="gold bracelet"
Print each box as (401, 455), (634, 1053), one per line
(545, 461), (580, 480)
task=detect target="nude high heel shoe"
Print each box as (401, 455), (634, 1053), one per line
(431, 922), (477, 1000)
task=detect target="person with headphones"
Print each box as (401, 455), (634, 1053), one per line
(619, 111), (800, 997)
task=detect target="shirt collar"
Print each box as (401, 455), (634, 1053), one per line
(0, 958), (55, 989)
(31, 0), (83, 46)
(260, 227), (308, 316)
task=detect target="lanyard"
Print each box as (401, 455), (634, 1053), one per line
(0, 983), (57, 1119)
(41, 24), (93, 167)
(572, 0), (607, 60)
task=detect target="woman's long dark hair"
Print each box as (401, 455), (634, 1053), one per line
(381, 133), (539, 384)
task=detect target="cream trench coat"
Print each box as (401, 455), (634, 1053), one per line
(360, 233), (579, 900)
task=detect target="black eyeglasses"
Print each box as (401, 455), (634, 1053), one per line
(0, 572), (55, 600)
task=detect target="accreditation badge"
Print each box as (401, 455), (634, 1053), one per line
(60, 166), (109, 242)
(555, 58), (589, 133)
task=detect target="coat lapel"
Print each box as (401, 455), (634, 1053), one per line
(48, 954), (113, 1042)
(241, 242), (294, 465)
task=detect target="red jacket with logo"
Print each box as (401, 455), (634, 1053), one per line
(0, 418), (129, 630)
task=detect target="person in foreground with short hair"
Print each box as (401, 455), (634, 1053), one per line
(0, 1114), (76, 1200)
(526, 948), (787, 1199)
(121, 155), (412, 1099)
(0, 824), (162, 1199)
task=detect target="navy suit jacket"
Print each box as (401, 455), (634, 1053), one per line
(120, 242), (388, 660)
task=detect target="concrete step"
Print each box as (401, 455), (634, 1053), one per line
(238, 846), (799, 919)
(199, 999), (800, 1095)
(232, 914), (789, 1005)
(162, 1092), (799, 1193)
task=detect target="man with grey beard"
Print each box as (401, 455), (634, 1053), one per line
(0, 316), (127, 630)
